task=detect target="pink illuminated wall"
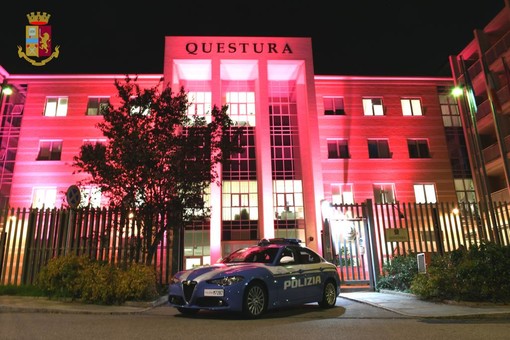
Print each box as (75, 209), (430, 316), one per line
(2, 36), (457, 263)
(7, 75), (161, 208)
(315, 76), (457, 204)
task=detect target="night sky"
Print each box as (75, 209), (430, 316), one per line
(0, 0), (505, 77)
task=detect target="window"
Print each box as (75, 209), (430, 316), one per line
(44, 97), (68, 117)
(331, 183), (354, 204)
(86, 97), (109, 116)
(81, 186), (102, 208)
(130, 105), (149, 116)
(439, 94), (461, 127)
(37, 140), (62, 160)
(401, 98), (422, 116)
(373, 184), (396, 204)
(327, 139), (349, 159)
(83, 138), (107, 145)
(324, 97), (345, 115)
(226, 91), (256, 126)
(32, 187), (57, 209)
(362, 98), (384, 116)
(129, 96), (150, 116)
(187, 91), (212, 123)
(273, 180), (304, 220)
(368, 139), (391, 158)
(414, 184), (437, 203)
(222, 181), (258, 221)
(454, 179), (476, 203)
(407, 139), (430, 158)
(222, 180), (258, 241)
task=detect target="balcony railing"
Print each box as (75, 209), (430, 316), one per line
(483, 142), (501, 163)
(485, 30), (510, 65)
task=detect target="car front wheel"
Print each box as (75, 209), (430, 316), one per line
(243, 282), (267, 318)
(318, 281), (337, 308)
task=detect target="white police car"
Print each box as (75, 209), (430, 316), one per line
(168, 238), (341, 318)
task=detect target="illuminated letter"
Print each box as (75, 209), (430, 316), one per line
(268, 43), (277, 53)
(253, 43), (263, 54)
(228, 43), (236, 53)
(202, 43), (212, 53)
(186, 43), (198, 55)
(282, 43), (293, 54)
(217, 43), (225, 53)
(239, 43), (248, 53)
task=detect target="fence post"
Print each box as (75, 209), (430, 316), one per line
(0, 230), (6, 281)
(21, 208), (36, 285)
(64, 208), (74, 256)
(431, 206), (445, 255)
(363, 199), (379, 291)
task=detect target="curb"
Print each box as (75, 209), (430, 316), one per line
(0, 295), (169, 315)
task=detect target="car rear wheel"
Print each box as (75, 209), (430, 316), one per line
(318, 281), (337, 308)
(177, 307), (199, 316)
(243, 282), (267, 318)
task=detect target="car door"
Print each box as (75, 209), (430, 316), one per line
(295, 248), (323, 301)
(275, 246), (310, 304)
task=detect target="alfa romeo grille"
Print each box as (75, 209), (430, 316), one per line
(182, 280), (197, 302)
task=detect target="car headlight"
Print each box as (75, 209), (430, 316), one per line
(207, 276), (244, 286)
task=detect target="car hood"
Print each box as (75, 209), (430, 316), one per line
(177, 263), (267, 282)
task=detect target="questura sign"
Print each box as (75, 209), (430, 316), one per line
(186, 42), (293, 55)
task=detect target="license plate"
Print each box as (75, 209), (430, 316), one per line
(204, 289), (224, 297)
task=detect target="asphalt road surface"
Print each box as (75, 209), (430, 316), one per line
(1, 297), (509, 340)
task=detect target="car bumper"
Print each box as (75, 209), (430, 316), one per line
(168, 282), (246, 312)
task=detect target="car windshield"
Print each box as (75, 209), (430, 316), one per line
(221, 246), (280, 264)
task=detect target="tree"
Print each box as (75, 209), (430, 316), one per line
(73, 76), (243, 272)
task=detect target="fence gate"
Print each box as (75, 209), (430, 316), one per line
(321, 202), (375, 290)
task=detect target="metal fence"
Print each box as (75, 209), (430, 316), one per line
(318, 200), (509, 287)
(0, 206), (174, 287)
(1, 201), (509, 287)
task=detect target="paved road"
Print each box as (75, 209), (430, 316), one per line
(1, 296), (510, 340)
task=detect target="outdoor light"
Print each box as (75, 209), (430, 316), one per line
(320, 199), (332, 221)
(0, 81), (12, 117)
(451, 86), (463, 97)
(1, 85), (13, 96)
(452, 207), (460, 215)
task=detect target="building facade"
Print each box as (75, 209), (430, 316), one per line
(450, 0), (510, 208)
(1, 35), (466, 268)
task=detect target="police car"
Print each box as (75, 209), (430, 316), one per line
(168, 238), (341, 318)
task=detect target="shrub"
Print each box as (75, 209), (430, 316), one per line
(36, 255), (160, 305)
(36, 254), (92, 300)
(410, 255), (456, 300)
(411, 242), (510, 303)
(116, 263), (159, 302)
(376, 253), (419, 292)
(79, 261), (119, 305)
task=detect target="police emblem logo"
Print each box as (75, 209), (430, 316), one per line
(17, 12), (60, 66)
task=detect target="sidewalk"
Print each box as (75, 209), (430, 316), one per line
(1, 291), (510, 318)
(341, 290), (510, 318)
(0, 295), (167, 315)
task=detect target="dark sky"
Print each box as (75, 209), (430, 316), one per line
(0, 1), (505, 77)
